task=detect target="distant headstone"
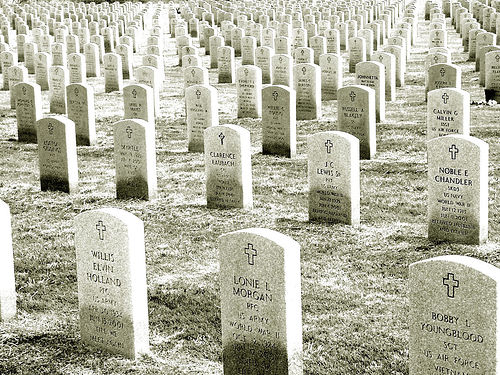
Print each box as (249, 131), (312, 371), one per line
(355, 61), (385, 122)
(219, 228), (302, 374)
(348, 36), (366, 73)
(485, 50), (500, 101)
(114, 119), (157, 200)
(183, 66), (209, 92)
(104, 53), (123, 93)
(8, 65), (28, 109)
(237, 66), (262, 118)
(308, 131), (360, 225)
(384, 44), (405, 87)
(67, 83), (96, 146)
(15, 82), (42, 143)
(68, 53), (87, 84)
(186, 84), (219, 152)
(204, 125), (252, 209)
(427, 88), (470, 140)
(294, 63), (321, 120)
(218, 46), (235, 83)
(272, 54), (293, 87)
(36, 116), (78, 194)
(427, 135), (488, 244)
(124, 84), (154, 125)
(35, 52), (52, 91)
(75, 208), (149, 359)
(0, 199), (16, 321)
(319, 53), (342, 100)
(337, 85), (376, 159)
(84, 43), (100, 77)
(409, 255), (499, 374)
(262, 85), (296, 157)
(135, 66), (160, 117)
(49, 66), (69, 114)
(372, 51), (396, 102)
(426, 63), (461, 99)
(255, 46), (273, 84)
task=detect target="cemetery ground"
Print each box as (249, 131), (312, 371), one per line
(0, 17), (499, 375)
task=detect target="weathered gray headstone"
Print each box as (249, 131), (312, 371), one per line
(75, 208), (149, 359)
(337, 85), (376, 159)
(0, 199), (16, 321)
(427, 135), (488, 244)
(36, 116), (78, 194)
(219, 228), (302, 374)
(67, 83), (96, 146)
(237, 66), (262, 118)
(294, 63), (321, 120)
(427, 88), (470, 140)
(409, 255), (499, 374)
(262, 85), (296, 157)
(204, 125), (252, 209)
(186, 84), (219, 152)
(15, 82), (42, 143)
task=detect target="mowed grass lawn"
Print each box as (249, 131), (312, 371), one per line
(0, 9), (499, 375)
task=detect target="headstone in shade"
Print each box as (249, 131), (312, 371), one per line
(479, 45), (500, 87)
(319, 53), (342, 101)
(0, 51), (17, 90)
(209, 35), (224, 69)
(308, 131), (360, 225)
(104, 53), (123, 93)
(236, 65), (262, 118)
(427, 135), (488, 244)
(186, 84), (218, 152)
(15, 82), (42, 143)
(0, 199), (16, 321)
(75, 208), (149, 359)
(348, 36), (366, 73)
(409, 255), (499, 374)
(384, 44), (405, 87)
(84, 42), (100, 77)
(355, 61), (385, 122)
(262, 85), (296, 157)
(204, 124), (252, 210)
(67, 83), (96, 146)
(309, 36), (326, 65)
(8, 65), (28, 109)
(255, 46), (273, 84)
(294, 63), (321, 120)
(241, 36), (256, 65)
(275, 36), (291, 55)
(219, 228), (302, 374)
(113, 119), (157, 200)
(68, 53), (86, 84)
(337, 85), (376, 160)
(124, 84), (154, 125)
(426, 63), (461, 99)
(218, 46), (235, 83)
(116, 43), (133, 80)
(36, 116), (78, 194)
(49, 66), (69, 114)
(24, 42), (38, 74)
(272, 54), (293, 87)
(135, 65), (160, 117)
(371, 51), (396, 102)
(427, 88), (470, 140)
(485, 50), (500, 101)
(183, 66), (209, 92)
(35, 52), (52, 91)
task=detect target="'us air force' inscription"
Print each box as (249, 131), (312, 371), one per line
(230, 243), (279, 345)
(419, 274), (484, 374)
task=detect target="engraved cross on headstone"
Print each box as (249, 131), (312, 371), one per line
(48, 123), (54, 134)
(350, 91), (356, 101)
(443, 272), (459, 298)
(96, 220), (106, 240)
(325, 139), (333, 153)
(302, 66), (306, 75)
(448, 144), (459, 160)
(219, 132), (225, 145)
(496, 54), (500, 63)
(126, 126), (133, 138)
(442, 93), (449, 104)
(440, 67), (446, 77)
(245, 243), (257, 265)
(132, 88), (137, 98)
(272, 91), (278, 100)
(196, 89), (201, 99)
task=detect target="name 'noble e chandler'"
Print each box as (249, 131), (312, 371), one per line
(434, 167), (472, 186)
